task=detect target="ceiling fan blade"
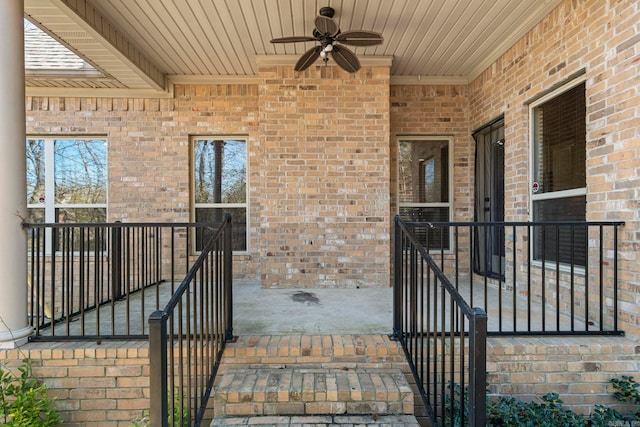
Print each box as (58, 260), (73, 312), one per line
(335, 30), (384, 46)
(331, 45), (360, 73)
(270, 36), (317, 43)
(295, 46), (322, 71)
(315, 15), (339, 36)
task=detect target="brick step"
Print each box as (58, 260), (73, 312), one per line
(221, 335), (403, 366)
(210, 414), (421, 426)
(213, 368), (414, 417)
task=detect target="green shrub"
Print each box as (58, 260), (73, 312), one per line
(130, 391), (189, 427)
(588, 404), (624, 427)
(0, 358), (61, 426)
(487, 393), (587, 426)
(444, 376), (640, 427)
(611, 375), (640, 420)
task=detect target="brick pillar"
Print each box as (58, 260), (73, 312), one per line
(257, 64), (391, 288)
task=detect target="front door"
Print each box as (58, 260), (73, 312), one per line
(473, 117), (505, 279)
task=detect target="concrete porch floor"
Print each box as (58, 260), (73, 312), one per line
(233, 279), (591, 335)
(35, 277), (591, 337)
(232, 280), (393, 336)
(34, 278), (394, 337)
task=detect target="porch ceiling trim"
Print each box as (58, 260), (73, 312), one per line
(25, 0), (167, 94)
(25, 85), (175, 99)
(390, 75), (470, 86)
(254, 55), (394, 68)
(167, 75), (261, 86)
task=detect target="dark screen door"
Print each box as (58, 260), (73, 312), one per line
(473, 117), (505, 279)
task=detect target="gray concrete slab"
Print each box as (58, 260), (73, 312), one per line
(233, 280), (394, 336)
(34, 278), (589, 338)
(34, 279), (394, 338)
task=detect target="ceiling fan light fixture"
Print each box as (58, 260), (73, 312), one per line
(270, 7), (383, 73)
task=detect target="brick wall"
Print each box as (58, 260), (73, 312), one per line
(257, 65), (391, 288)
(27, 88), (258, 224)
(26, 85), (260, 279)
(0, 342), (149, 426)
(467, 0), (640, 339)
(2, 336), (637, 425)
(28, 70), (393, 289)
(389, 85), (474, 275)
(389, 85), (472, 222)
(487, 336), (640, 416)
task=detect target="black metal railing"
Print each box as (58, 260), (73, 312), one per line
(149, 215), (233, 427)
(23, 220), (226, 339)
(404, 220), (625, 335)
(393, 216), (487, 427)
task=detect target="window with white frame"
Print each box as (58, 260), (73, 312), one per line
(26, 137), (107, 223)
(530, 79), (586, 265)
(398, 137), (451, 250)
(192, 137), (247, 251)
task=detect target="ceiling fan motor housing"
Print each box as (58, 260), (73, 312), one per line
(319, 7), (335, 18)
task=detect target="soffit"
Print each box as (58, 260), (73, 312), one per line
(24, 0), (563, 95)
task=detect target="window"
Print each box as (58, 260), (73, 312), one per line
(398, 137), (451, 249)
(26, 137), (107, 223)
(192, 137), (247, 251)
(530, 79), (586, 265)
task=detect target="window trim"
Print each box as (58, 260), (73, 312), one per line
(26, 136), (108, 223)
(397, 135), (453, 215)
(190, 135), (249, 254)
(396, 135), (454, 252)
(528, 76), (587, 269)
(532, 187), (586, 202)
(528, 75), (587, 211)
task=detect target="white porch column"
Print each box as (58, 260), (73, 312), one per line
(0, 0), (32, 348)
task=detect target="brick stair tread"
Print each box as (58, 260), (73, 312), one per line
(213, 368), (413, 417)
(210, 414), (421, 426)
(223, 335), (401, 360)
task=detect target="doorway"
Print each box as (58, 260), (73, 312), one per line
(473, 117), (505, 279)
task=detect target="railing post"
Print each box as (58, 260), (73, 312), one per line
(392, 215), (403, 341)
(613, 224), (619, 332)
(111, 221), (122, 301)
(224, 214), (233, 341)
(149, 310), (168, 427)
(468, 307), (487, 427)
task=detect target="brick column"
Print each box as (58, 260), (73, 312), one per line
(0, 0), (32, 347)
(257, 63), (391, 288)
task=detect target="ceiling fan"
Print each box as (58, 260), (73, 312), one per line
(270, 6), (383, 73)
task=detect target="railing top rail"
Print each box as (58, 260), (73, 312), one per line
(160, 215), (231, 317)
(404, 220), (625, 227)
(22, 220), (224, 229)
(396, 216), (487, 321)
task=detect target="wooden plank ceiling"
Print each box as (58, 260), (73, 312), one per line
(24, 0), (562, 95)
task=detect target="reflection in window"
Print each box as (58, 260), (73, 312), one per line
(422, 158), (435, 203)
(27, 138), (107, 223)
(398, 138), (451, 249)
(192, 138), (247, 251)
(532, 83), (586, 194)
